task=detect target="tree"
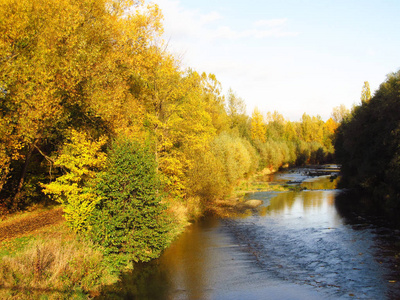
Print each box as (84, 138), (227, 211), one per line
(331, 104), (350, 123)
(226, 88), (246, 118)
(299, 113), (324, 144)
(42, 130), (107, 232)
(201, 72), (229, 134)
(325, 118), (338, 134)
(335, 71), (400, 216)
(88, 139), (171, 263)
(210, 133), (253, 194)
(361, 81), (372, 104)
(226, 89), (250, 138)
(251, 107), (266, 143)
(0, 0), (163, 209)
(265, 111), (286, 140)
(141, 64), (216, 198)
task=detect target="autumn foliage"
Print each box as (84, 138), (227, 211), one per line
(0, 0), (338, 267)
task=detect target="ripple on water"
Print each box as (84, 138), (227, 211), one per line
(223, 189), (398, 299)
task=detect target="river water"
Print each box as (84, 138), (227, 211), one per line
(97, 167), (400, 299)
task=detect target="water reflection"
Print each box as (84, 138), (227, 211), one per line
(97, 219), (223, 299)
(236, 190), (397, 298)
(257, 190), (340, 227)
(301, 175), (340, 191)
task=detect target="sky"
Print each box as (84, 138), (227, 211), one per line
(152, 0), (400, 120)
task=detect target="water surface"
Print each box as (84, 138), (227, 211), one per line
(98, 169), (400, 299)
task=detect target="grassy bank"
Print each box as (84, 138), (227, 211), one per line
(0, 219), (121, 300)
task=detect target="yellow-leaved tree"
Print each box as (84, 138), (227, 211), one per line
(0, 0), (163, 209)
(325, 118), (338, 134)
(251, 107), (266, 143)
(138, 46), (216, 198)
(42, 130), (107, 232)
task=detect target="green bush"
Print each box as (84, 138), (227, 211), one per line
(87, 138), (172, 265)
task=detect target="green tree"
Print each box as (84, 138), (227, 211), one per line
(210, 133), (254, 195)
(335, 71), (400, 216)
(88, 139), (171, 264)
(265, 111), (286, 140)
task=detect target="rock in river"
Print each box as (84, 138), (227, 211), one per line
(242, 199), (263, 208)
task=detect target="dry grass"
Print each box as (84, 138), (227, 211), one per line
(0, 224), (117, 300)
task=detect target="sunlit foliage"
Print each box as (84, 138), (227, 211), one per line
(251, 107), (266, 143)
(42, 130), (107, 232)
(0, 0), (339, 269)
(0, 0), (162, 208)
(361, 81), (372, 104)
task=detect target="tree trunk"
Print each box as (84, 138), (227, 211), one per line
(12, 140), (37, 207)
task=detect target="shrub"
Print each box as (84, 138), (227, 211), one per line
(187, 149), (226, 201)
(211, 133), (254, 195)
(187, 132), (259, 201)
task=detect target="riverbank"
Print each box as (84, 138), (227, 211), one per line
(0, 206), (121, 299)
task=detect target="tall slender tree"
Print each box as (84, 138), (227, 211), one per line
(361, 81), (372, 104)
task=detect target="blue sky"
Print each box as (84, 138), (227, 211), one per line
(154, 0), (400, 120)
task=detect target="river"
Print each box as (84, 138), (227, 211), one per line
(97, 166), (400, 299)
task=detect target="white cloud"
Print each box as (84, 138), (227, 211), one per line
(212, 26), (238, 39)
(200, 11), (222, 24)
(153, 0), (399, 121)
(366, 48), (376, 56)
(157, 0), (297, 42)
(253, 18), (288, 28)
(155, 0), (311, 120)
(157, 0), (203, 39)
(211, 26), (298, 40)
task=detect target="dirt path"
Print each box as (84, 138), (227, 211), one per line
(0, 207), (64, 242)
